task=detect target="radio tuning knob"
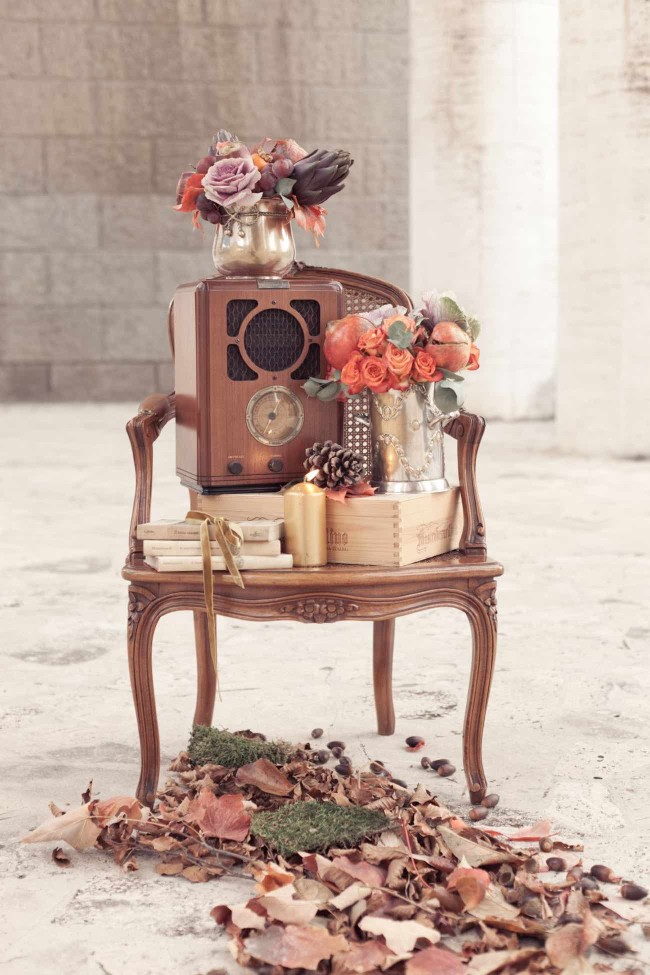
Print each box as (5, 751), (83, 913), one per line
(227, 460), (243, 475)
(268, 458), (284, 473)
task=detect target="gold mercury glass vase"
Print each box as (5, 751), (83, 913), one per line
(212, 197), (296, 277)
(370, 383), (450, 493)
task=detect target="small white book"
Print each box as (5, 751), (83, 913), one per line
(142, 539), (281, 557)
(137, 518), (284, 543)
(144, 553), (293, 572)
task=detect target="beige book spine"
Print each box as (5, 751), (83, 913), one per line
(144, 553), (293, 572)
(142, 539), (281, 557)
(137, 519), (283, 542)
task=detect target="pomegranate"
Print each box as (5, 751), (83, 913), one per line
(323, 314), (372, 371)
(427, 321), (471, 372)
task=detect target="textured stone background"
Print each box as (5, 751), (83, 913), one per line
(0, 0), (408, 401)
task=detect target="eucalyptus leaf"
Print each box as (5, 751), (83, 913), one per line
(302, 378), (326, 398)
(275, 177), (296, 198)
(438, 296), (465, 325)
(434, 376), (465, 413)
(280, 195), (294, 209)
(315, 381), (341, 402)
(465, 315), (481, 341)
(386, 319), (414, 349)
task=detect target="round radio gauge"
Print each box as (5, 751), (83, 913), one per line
(245, 385), (304, 447)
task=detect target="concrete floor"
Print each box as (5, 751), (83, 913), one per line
(1, 405), (650, 975)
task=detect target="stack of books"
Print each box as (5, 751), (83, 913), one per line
(136, 518), (293, 571)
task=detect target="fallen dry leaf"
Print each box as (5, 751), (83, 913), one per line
(254, 861), (295, 893)
(332, 939), (393, 973)
(329, 882), (372, 910)
(545, 914), (602, 969)
(93, 795), (144, 828)
(258, 883), (319, 925)
(466, 948), (542, 974)
(184, 788), (251, 840)
(51, 846), (71, 867)
(292, 876), (332, 903)
(21, 802), (101, 851)
(405, 944), (465, 975)
(331, 854), (386, 888)
(447, 865), (490, 909)
(235, 758), (293, 796)
(507, 819), (553, 842)
(438, 826), (518, 868)
(245, 923), (348, 969)
(358, 916), (440, 954)
(155, 860), (184, 876)
(182, 864), (212, 883)
(467, 884), (520, 922)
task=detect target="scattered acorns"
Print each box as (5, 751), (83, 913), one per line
(311, 728), (323, 739)
(620, 882), (648, 901)
(469, 807), (489, 822)
(405, 736), (426, 751)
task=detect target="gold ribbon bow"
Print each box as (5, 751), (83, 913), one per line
(185, 510), (245, 685)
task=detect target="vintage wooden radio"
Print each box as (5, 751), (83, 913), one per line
(173, 275), (344, 492)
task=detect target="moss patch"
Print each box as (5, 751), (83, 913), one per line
(188, 726), (293, 769)
(251, 801), (389, 856)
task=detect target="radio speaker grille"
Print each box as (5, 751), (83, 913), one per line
(227, 299), (258, 337)
(244, 309), (304, 371)
(290, 300), (320, 336)
(227, 344), (258, 381)
(291, 342), (320, 380)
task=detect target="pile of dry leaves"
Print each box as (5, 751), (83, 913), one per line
(22, 731), (648, 975)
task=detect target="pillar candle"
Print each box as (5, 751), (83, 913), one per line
(283, 481), (327, 567)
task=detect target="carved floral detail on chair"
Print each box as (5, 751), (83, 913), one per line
(128, 588), (154, 639)
(281, 598), (359, 623)
(474, 582), (497, 623)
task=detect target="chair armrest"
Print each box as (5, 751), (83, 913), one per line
(126, 392), (176, 558)
(444, 411), (487, 554)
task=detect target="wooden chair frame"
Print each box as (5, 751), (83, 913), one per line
(122, 268), (503, 807)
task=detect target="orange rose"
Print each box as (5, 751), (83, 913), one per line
(341, 352), (365, 395)
(357, 326), (387, 356)
(466, 344), (480, 371)
(412, 350), (443, 383)
(383, 314), (417, 332)
(384, 344), (414, 379)
(360, 355), (392, 393)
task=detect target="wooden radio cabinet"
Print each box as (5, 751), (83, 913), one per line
(173, 275), (344, 492)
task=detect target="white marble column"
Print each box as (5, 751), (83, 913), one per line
(557, 0), (650, 456)
(409, 0), (558, 419)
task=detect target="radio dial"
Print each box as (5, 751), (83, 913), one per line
(268, 458), (284, 473)
(227, 460), (243, 475)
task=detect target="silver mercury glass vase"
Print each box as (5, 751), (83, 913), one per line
(370, 383), (449, 493)
(212, 197), (296, 277)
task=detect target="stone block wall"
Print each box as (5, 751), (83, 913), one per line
(0, 0), (409, 400)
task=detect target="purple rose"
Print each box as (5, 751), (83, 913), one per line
(202, 156), (262, 210)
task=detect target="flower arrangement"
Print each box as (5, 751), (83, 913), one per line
(175, 128), (353, 243)
(303, 292), (481, 413)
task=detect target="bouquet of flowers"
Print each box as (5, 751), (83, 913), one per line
(175, 128), (352, 243)
(303, 292), (481, 413)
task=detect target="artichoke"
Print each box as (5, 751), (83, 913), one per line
(291, 149), (353, 206)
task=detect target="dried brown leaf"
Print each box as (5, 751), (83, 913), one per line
(245, 923), (348, 969)
(437, 826), (518, 868)
(447, 866), (490, 909)
(51, 846), (71, 867)
(155, 860), (184, 876)
(358, 916), (440, 954)
(235, 758), (293, 796)
(93, 795), (144, 828)
(184, 788), (250, 840)
(257, 883), (319, 924)
(405, 944), (465, 975)
(332, 939), (393, 974)
(21, 802), (101, 851)
(466, 948), (543, 974)
(331, 854), (386, 889)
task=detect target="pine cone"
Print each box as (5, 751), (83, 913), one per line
(291, 149), (353, 207)
(304, 440), (364, 490)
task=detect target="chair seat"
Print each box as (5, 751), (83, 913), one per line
(122, 551), (503, 588)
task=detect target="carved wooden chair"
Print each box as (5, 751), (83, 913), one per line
(123, 266), (503, 807)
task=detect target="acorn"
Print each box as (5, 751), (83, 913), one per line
(546, 857), (567, 872)
(481, 794), (500, 809)
(334, 763), (351, 776)
(469, 807), (489, 822)
(430, 759), (451, 771)
(392, 778), (409, 789)
(331, 745), (344, 759)
(313, 749), (330, 764)
(405, 736), (425, 751)
(596, 934), (630, 956)
(523, 856), (539, 873)
(420, 756), (431, 769)
(567, 866), (583, 884)
(327, 740), (345, 750)
(497, 864), (515, 887)
(590, 864), (619, 883)
(539, 837), (554, 853)
(579, 876), (599, 892)
(311, 728), (324, 739)
(620, 883), (648, 901)
(369, 761), (386, 775)
(436, 763), (456, 777)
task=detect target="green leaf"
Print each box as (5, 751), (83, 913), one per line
(386, 319), (414, 349)
(434, 375), (465, 413)
(438, 296), (465, 325)
(280, 194), (294, 209)
(275, 177), (296, 198)
(315, 382), (340, 402)
(465, 315), (481, 341)
(302, 377), (326, 398)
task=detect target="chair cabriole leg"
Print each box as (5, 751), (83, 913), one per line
(193, 609), (216, 728)
(373, 618), (396, 735)
(127, 586), (160, 808)
(463, 581), (498, 804)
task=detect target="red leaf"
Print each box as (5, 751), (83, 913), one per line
(508, 819), (553, 842)
(325, 481), (377, 504)
(447, 866), (490, 909)
(406, 945), (465, 975)
(235, 758), (293, 796)
(93, 795), (144, 828)
(245, 923), (347, 970)
(184, 788), (250, 840)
